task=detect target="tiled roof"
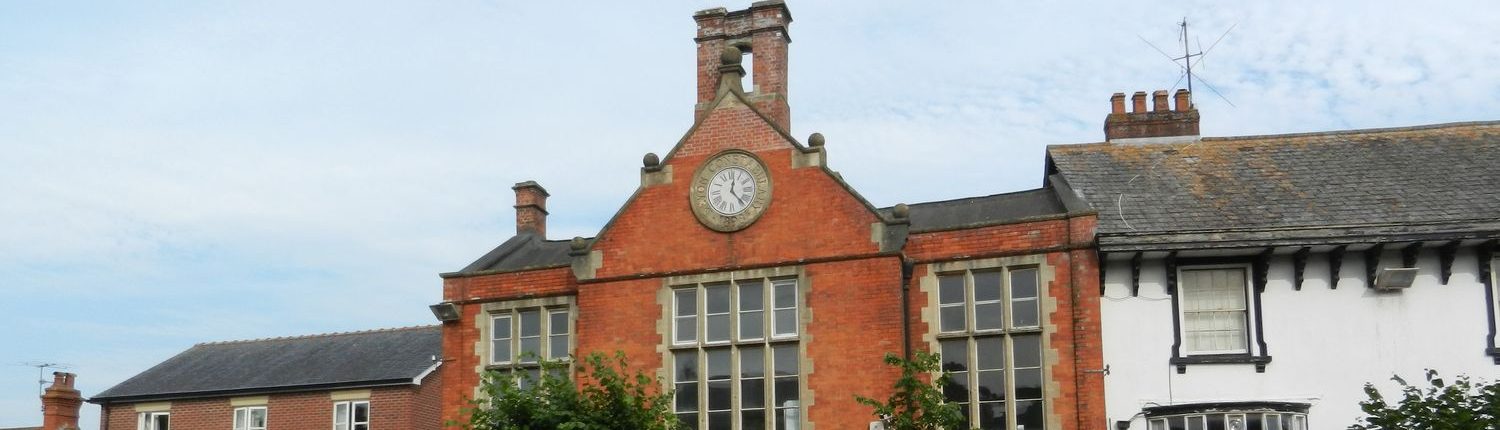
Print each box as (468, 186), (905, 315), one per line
(91, 326), (440, 403)
(880, 187), (1070, 233)
(445, 233), (581, 277)
(1047, 121), (1500, 248)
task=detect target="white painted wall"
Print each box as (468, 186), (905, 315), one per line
(1100, 249), (1498, 429)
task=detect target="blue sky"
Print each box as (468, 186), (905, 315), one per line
(1, 1), (1496, 428)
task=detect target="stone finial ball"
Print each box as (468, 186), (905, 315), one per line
(570, 236), (587, 251)
(643, 152), (660, 168)
(808, 133), (825, 147)
(893, 203), (910, 219)
(720, 45), (743, 65)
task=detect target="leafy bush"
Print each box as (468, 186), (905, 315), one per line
(855, 352), (970, 430)
(456, 351), (681, 430)
(1352, 369), (1500, 429)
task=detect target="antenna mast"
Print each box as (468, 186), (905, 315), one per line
(1176, 18), (1203, 103)
(19, 361), (71, 411)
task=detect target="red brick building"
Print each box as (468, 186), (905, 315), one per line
(433, 2), (1104, 428)
(90, 326), (442, 430)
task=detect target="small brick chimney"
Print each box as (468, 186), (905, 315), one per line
(1104, 89), (1200, 143)
(41, 372), (82, 430)
(513, 181), (549, 238)
(693, 0), (793, 129)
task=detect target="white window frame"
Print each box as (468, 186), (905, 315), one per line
(674, 289), (699, 346)
(233, 406), (267, 430)
(137, 412), (169, 430)
(769, 279), (799, 339)
(333, 400), (369, 430)
(671, 276), (802, 430)
(934, 266), (1045, 430)
(487, 306), (573, 366)
(1176, 264), (1254, 356)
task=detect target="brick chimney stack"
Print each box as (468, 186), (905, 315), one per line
(1104, 89), (1200, 143)
(512, 181), (549, 238)
(41, 372), (82, 430)
(693, 0), (793, 129)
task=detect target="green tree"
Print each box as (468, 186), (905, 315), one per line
(456, 351), (682, 430)
(1351, 369), (1500, 429)
(856, 352), (971, 430)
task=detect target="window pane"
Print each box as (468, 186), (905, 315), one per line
(1170, 417), (1187, 430)
(775, 407), (801, 430)
(1012, 298), (1039, 328)
(977, 402), (1006, 430)
(1188, 415), (1206, 430)
(1151, 419), (1168, 430)
(774, 280), (797, 308)
(251, 409), (266, 427)
(774, 309), (797, 337)
(353, 403), (368, 422)
(740, 310), (764, 340)
(975, 337), (1004, 370)
(519, 337), (541, 362)
(940, 306), (966, 332)
(1015, 367), (1043, 400)
(708, 380), (732, 410)
(976, 370), (1005, 401)
(708, 411), (732, 429)
(550, 334), (569, 359)
(940, 339), (968, 372)
(974, 302), (1002, 330)
(549, 311), (568, 335)
(740, 345), (764, 378)
(707, 314), (730, 342)
(774, 376), (799, 405)
(1016, 399), (1045, 430)
(676, 382), (698, 412)
(772, 345), (798, 376)
(519, 310), (541, 337)
(973, 271), (1002, 302)
(678, 413), (699, 430)
(1264, 414), (1281, 430)
(739, 281), (764, 310)
(1247, 414), (1263, 430)
(676, 317), (697, 343)
(943, 371), (968, 403)
(1207, 414), (1226, 430)
(706, 347), (730, 378)
(939, 274), (965, 304)
(1011, 268), (1038, 299)
(676, 289), (697, 316)
(742, 378), (765, 408)
(707, 284), (731, 314)
(675, 350), (698, 381)
(353, 425), (368, 430)
(234, 409), (246, 429)
(1013, 334), (1042, 368)
(335, 403), (349, 424)
(742, 409), (765, 430)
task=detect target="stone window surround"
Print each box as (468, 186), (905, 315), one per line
(473, 295), (578, 395)
(920, 254), (1059, 430)
(656, 264), (815, 430)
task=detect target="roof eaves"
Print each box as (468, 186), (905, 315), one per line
(89, 378), (416, 405)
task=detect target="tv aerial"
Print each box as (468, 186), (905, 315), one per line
(1138, 18), (1237, 107)
(17, 361), (72, 411)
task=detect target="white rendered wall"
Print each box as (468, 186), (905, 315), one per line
(1100, 250), (1498, 429)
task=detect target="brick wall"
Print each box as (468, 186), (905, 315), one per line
(99, 383), (442, 430)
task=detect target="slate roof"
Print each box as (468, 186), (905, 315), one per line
(1047, 121), (1500, 250)
(878, 186), (1072, 233)
(445, 233), (583, 277)
(91, 326), (441, 403)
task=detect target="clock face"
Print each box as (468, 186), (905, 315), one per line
(707, 167), (756, 215)
(690, 151), (772, 232)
